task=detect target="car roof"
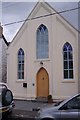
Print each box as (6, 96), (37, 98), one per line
(0, 82), (8, 89)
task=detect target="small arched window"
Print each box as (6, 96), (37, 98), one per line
(18, 48), (24, 79)
(63, 42), (73, 79)
(36, 24), (49, 59)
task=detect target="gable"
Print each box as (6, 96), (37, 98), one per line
(28, 2), (56, 19)
(8, 2), (55, 49)
(8, 1), (78, 52)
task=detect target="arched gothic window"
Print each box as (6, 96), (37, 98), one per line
(63, 42), (73, 79)
(36, 24), (49, 59)
(18, 48), (24, 79)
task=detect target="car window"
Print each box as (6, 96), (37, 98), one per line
(60, 95), (80, 110)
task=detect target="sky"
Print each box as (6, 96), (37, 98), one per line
(2, 0), (79, 42)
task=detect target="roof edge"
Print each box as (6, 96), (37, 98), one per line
(2, 35), (10, 46)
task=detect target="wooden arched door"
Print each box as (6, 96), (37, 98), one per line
(36, 68), (49, 97)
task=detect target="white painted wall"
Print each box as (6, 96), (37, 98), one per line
(7, 2), (78, 100)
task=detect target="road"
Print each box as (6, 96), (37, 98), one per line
(2, 109), (37, 120)
(1, 99), (53, 120)
(2, 110), (37, 120)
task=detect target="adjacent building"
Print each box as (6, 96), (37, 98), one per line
(0, 25), (9, 83)
(7, 2), (79, 100)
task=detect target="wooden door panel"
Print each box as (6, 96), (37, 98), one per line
(37, 68), (49, 97)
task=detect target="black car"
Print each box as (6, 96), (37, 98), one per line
(0, 82), (14, 119)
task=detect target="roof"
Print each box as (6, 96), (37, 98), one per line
(2, 34), (10, 46)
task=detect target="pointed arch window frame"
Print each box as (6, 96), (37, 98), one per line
(36, 24), (49, 59)
(18, 48), (24, 79)
(63, 42), (74, 79)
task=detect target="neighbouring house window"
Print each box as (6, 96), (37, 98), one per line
(18, 48), (24, 79)
(36, 24), (49, 59)
(63, 42), (73, 79)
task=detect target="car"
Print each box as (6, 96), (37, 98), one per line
(0, 82), (14, 118)
(35, 93), (80, 120)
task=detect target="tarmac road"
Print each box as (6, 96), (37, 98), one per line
(2, 110), (37, 120)
(1, 99), (52, 120)
(14, 99), (49, 111)
(4, 110), (37, 120)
